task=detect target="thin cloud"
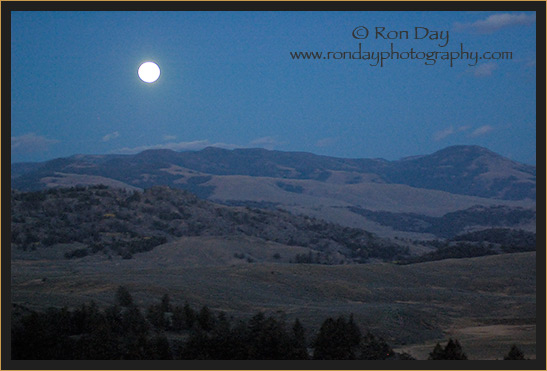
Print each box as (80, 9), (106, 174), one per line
(163, 135), (177, 141)
(454, 13), (536, 34)
(11, 133), (59, 153)
(102, 131), (120, 142)
(434, 126), (455, 141)
(470, 125), (494, 137)
(434, 125), (470, 141)
(316, 137), (338, 148)
(115, 140), (240, 154)
(249, 136), (279, 150)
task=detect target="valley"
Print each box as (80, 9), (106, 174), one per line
(9, 145), (538, 360)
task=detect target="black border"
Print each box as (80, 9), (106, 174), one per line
(2, 2), (545, 370)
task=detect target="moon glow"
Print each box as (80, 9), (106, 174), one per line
(138, 62), (160, 83)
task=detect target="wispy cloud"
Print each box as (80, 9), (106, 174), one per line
(102, 131), (120, 142)
(434, 126), (455, 141)
(11, 133), (59, 153)
(316, 137), (338, 148)
(433, 125), (470, 141)
(454, 13), (536, 34)
(470, 125), (494, 137)
(163, 135), (177, 141)
(115, 140), (240, 154)
(249, 136), (280, 150)
(471, 62), (498, 77)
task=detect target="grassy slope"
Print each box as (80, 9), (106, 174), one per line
(205, 174), (535, 239)
(11, 244), (536, 360)
(208, 174), (535, 216)
(21, 165), (535, 239)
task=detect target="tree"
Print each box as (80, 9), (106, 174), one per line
(171, 305), (186, 332)
(76, 319), (121, 359)
(428, 343), (445, 360)
(359, 332), (393, 360)
(183, 303), (196, 329)
(504, 345), (525, 360)
(443, 339), (467, 360)
(147, 304), (167, 330)
(160, 294), (171, 313)
(180, 328), (211, 359)
(104, 305), (124, 335)
(115, 286), (133, 307)
(245, 313), (293, 359)
(313, 315), (361, 360)
(347, 314), (362, 347)
(121, 305), (149, 337)
(289, 318), (309, 359)
(197, 305), (215, 332)
(150, 334), (173, 360)
(428, 339), (467, 360)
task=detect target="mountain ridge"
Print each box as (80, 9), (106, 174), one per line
(11, 145), (536, 201)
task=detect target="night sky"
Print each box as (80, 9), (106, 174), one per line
(11, 11), (537, 164)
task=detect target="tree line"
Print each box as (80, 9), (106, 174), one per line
(11, 286), (528, 360)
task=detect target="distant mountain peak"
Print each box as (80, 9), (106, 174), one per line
(434, 145), (498, 156)
(201, 146), (229, 153)
(11, 145), (535, 201)
(137, 148), (177, 155)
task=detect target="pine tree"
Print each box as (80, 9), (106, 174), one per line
(359, 332), (393, 360)
(428, 338), (467, 360)
(183, 303), (196, 329)
(289, 318), (309, 359)
(171, 305), (186, 332)
(197, 305), (215, 332)
(348, 314), (362, 347)
(313, 316), (361, 360)
(115, 286), (133, 307)
(313, 317), (336, 359)
(160, 294), (171, 313)
(443, 339), (467, 360)
(122, 305), (149, 337)
(504, 345), (525, 360)
(428, 343), (445, 360)
(150, 334), (173, 360)
(146, 303), (166, 330)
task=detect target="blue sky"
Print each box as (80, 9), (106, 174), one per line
(11, 11), (537, 164)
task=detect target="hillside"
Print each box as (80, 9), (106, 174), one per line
(348, 205), (536, 238)
(10, 145), (536, 239)
(11, 250), (537, 360)
(9, 171), (538, 360)
(10, 185), (407, 263)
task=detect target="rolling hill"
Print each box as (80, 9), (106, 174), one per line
(10, 185), (407, 264)
(11, 145), (536, 239)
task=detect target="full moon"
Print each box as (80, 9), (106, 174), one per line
(138, 61), (160, 83)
